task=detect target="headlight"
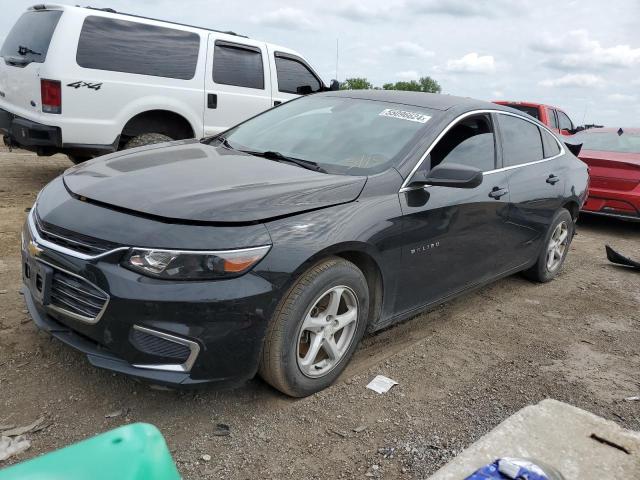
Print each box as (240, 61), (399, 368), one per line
(122, 246), (271, 280)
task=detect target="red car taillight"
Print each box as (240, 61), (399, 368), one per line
(41, 79), (61, 114)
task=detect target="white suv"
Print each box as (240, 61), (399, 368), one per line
(0, 5), (336, 162)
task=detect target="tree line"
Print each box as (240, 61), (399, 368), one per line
(340, 76), (441, 93)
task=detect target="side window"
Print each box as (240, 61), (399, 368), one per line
(541, 128), (561, 158)
(430, 114), (496, 172)
(275, 55), (322, 94)
(548, 109), (559, 129)
(76, 16), (200, 80)
(498, 114), (544, 166)
(557, 111), (573, 131)
(213, 42), (264, 89)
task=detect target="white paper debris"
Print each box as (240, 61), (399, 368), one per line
(625, 396), (640, 401)
(366, 375), (398, 394)
(0, 435), (31, 461)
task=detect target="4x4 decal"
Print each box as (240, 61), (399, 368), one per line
(67, 81), (103, 91)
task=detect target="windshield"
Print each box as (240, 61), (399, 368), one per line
(0, 10), (62, 65)
(573, 130), (640, 154)
(220, 96), (437, 175)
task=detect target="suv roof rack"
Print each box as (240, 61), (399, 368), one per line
(81, 6), (248, 38)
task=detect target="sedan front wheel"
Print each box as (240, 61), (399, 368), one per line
(259, 257), (369, 397)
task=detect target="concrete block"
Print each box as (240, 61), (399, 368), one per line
(429, 399), (640, 479)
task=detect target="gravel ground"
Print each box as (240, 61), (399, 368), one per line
(1, 146), (639, 478)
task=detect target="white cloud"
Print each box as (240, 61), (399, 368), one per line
(445, 53), (495, 74)
(539, 74), (604, 88)
(408, 0), (525, 17)
(250, 8), (316, 30)
(533, 30), (640, 69)
(382, 41), (434, 59)
(607, 93), (637, 102)
(492, 90), (504, 98)
(395, 70), (419, 80)
(333, 3), (390, 21)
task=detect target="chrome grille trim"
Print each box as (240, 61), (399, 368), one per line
(131, 325), (200, 373)
(32, 257), (110, 325)
(28, 209), (129, 261)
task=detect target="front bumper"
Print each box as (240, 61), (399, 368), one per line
(21, 210), (278, 387)
(0, 107), (62, 151)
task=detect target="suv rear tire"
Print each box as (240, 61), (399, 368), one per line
(124, 133), (173, 150)
(523, 208), (574, 283)
(259, 257), (369, 397)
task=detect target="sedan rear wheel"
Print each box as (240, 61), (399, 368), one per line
(259, 257), (369, 397)
(523, 208), (574, 283)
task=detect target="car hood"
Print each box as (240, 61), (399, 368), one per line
(63, 140), (367, 224)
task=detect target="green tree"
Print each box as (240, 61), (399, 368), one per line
(383, 76), (441, 93)
(340, 77), (373, 90)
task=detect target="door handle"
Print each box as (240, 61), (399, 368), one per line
(546, 174), (560, 185)
(207, 93), (217, 109)
(489, 187), (509, 199)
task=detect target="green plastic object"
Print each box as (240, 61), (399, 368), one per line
(0, 423), (180, 480)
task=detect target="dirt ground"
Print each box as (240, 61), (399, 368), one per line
(1, 146), (639, 479)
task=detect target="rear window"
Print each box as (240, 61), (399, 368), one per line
(573, 131), (640, 154)
(76, 16), (200, 80)
(498, 114), (544, 166)
(541, 128), (561, 158)
(212, 41), (264, 89)
(504, 104), (540, 120)
(0, 10), (62, 65)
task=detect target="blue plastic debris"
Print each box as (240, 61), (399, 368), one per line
(464, 457), (564, 480)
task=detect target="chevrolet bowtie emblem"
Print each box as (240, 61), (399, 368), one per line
(28, 240), (43, 257)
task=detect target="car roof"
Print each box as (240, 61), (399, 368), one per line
(493, 100), (565, 112)
(319, 90), (505, 112)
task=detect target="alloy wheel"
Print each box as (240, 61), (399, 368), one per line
(546, 221), (569, 272)
(296, 286), (359, 378)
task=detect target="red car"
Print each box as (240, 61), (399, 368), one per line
(572, 128), (640, 221)
(493, 101), (576, 136)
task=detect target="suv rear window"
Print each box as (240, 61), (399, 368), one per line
(212, 42), (265, 89)
(76, 16), (200, 80)
(0, 10), (62, 65)
(504, 104), (540, 120)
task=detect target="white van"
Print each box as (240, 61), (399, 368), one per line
(0, 5), (336, 162)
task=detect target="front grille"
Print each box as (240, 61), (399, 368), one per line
(50, 270), (108, 322)
(130, 329), (191, 361)
(35, 211), (120, 256)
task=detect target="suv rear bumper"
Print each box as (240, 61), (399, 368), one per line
(0, 107), (62, 151)
(1, 107), (119, 157)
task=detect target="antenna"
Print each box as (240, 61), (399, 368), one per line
(581, 103), (588, 125)
(335, 38), (339, 80)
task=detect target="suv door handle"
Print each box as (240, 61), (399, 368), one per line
(489, 186), (509, 199)
(546, 174), (560, 185)
(207, 93), (217, 109)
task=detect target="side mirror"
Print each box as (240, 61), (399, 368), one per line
(410, 163), (483, 189)
(329, 79), (340, 91)
(296, 85), (313, 95)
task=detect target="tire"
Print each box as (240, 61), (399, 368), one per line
(123, 133), (173, 150)
(259, 257), (369, 397)
(523, 208), (574, 283)
(67, 154), (93, 164)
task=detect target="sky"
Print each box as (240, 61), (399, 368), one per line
(2, 0), (639, 126)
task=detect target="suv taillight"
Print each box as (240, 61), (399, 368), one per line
(41, 79), (61, 114)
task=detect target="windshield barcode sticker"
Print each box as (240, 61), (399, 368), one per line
(379, 109), (431, 123)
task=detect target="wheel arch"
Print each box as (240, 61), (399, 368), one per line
(285, 242), (385, 331)
(120, 110), (196, 146)
(562, 200), (580, 221)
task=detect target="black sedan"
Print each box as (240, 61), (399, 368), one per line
(22, 91), (588, 396)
